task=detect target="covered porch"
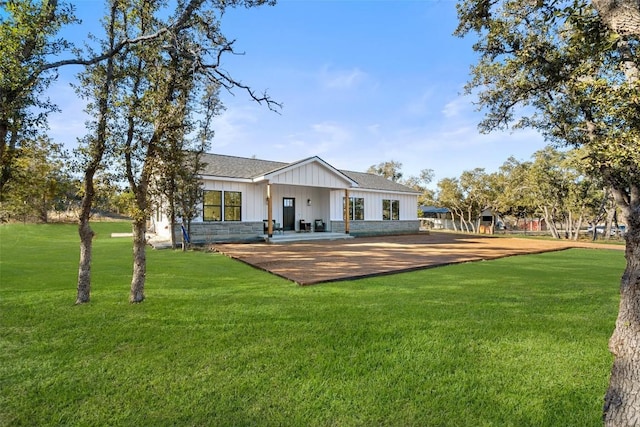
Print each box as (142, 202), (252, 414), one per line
(259, 157), (358, 238)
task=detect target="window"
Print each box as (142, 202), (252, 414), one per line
(344, 197), (364, 221)
(383, 199), (400, 220)
(224, 191), (242, 221)
(203, 190), (242, 221)
(203, 190), (222, 221)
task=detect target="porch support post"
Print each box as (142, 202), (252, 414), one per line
(267, 183), (273, 237)
(344, 188), (350, 234)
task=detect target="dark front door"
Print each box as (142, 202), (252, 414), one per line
(283, 198), (295, 231)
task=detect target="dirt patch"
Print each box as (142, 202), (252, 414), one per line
(212, 232), (624, 285)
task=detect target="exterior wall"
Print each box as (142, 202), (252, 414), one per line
(268, 162), (352, 189)
(153, 168), (419, 241)
(153, 180), (266, 239)
(329, 189), (418, 221)
(268, 184), (331, 231)
(331, 220), (420, 236)
(197, 180), (266, 222)
(174, 221), (264, 244)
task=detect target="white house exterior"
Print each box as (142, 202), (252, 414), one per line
(152, 154), (421, 242)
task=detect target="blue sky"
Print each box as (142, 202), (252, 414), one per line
(47, 0), (548, 187)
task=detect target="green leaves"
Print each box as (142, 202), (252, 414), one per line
(456, 0), (639, 223)
(0, 0), (78, 193)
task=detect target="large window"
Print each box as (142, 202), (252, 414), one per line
(383, 199), (400, 220)
(203, 190), (242, 221)
(344, 197), (364, 221)
(203, 190), (222, 221)
(224, 191), (242, 221)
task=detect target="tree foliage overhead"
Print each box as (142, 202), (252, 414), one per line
(367, 160), (404, 182)
(455, 0), (639, 220)
(0, 0), (77, 193)
(455, 0), (640, 423)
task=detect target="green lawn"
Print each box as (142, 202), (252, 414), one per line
(0, 223), (625, 426)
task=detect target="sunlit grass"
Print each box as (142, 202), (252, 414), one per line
(0, 223), (624, 426)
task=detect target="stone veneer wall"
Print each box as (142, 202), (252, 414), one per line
(330, 220), (420, 236)
(172, 221), (264, 244)
(170, 220), (420, 244)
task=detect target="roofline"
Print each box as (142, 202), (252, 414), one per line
(200, 175), (253, 183)
(350, 188), (422, 195)
(254, 156), (359, 187)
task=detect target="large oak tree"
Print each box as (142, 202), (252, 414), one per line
(72, 0), (278, 303)
(0, 0), (77, 194)
(455, 0), (640, 423)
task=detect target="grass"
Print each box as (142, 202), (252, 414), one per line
(0, 222), (625, 426)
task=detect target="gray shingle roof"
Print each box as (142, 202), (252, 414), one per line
(201, 153), (287, 178)
(340, 170), (419, 193)
(200, 153), (419, 193)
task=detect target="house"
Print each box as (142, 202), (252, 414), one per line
(152, 153), (421, 242)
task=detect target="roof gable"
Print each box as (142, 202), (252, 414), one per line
(258, 156), (358, 189)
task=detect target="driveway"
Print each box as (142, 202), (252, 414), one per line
(212, 232), (624, 285)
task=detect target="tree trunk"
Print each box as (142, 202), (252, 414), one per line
(76, 164), (97, 304)
(573, 215), (584, 240)
(76, 219), (94, 304)
(74, 2), (117, 304)
(129, 217), (146, 303)
(605, 205), (617, 241)
(542, 206), (561, 238)
(604, 215), (640, 426)
(169, 199), (177, 250)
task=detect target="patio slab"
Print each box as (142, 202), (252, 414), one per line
(212, 232), (624, 285)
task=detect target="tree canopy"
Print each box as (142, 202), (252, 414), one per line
(455, 0), (640, 423)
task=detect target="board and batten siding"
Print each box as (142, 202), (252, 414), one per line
(329, 189), (418, 221)
(196, 180), (337, 226)
(196, 180), (266, 222)
(267, 162), (352, 189)
(266, 184), (331, 229)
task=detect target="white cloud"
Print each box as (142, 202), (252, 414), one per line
(441, 95), (473, 119)
(319, 65), (368, 90)
(209, 105), (265, 148)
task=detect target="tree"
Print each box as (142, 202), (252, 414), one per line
(72, 0), (277, 304)
(174, 150), (208, 250)
(526, 147), (571, 239)
(155, 84), (221, 250)
(459, 167), (491, 233)
(73, 0), (119, 305)
(562, 149), (604, 240)
(492, 156), (537, 231)
(456, 0), (640, 422)
(1, 136), (70, 222)
(436, 177), (465, 232)
(367, 160), (403, 182)
(0, 0), (77, 194)
(114, 2), (199, 303)
(157, 147), (211, 250)
(107, 0), (278, 303)
(436, 168), (491, 233)
(403, 168), (436, 208)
